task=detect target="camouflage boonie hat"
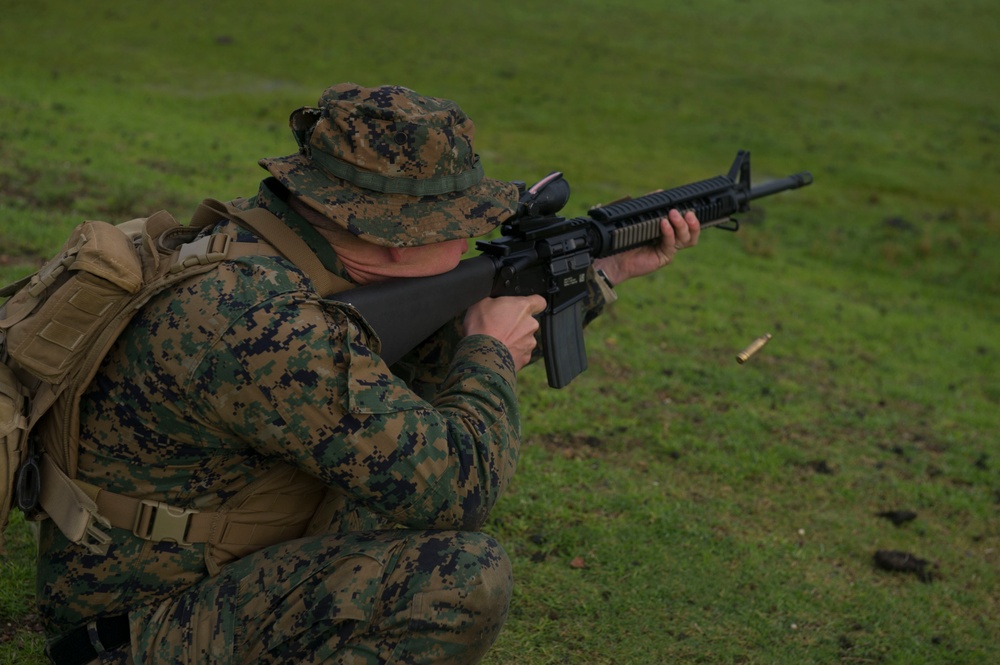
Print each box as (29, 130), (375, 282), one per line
(260, 83), (519, 247)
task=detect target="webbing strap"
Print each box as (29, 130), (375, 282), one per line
(39, 454), (112, 555)
(279, 210), (343, 274)
(89, 474), (322, 547)
(311, 147), (485, 196)
(192, 199), (352, 298)
(41, 456), (313, 553)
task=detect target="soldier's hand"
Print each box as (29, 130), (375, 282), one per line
(592, 209), (700, 286)
(464, 295), (547, 371)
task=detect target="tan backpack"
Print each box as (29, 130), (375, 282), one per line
(0, 200), (350, 556)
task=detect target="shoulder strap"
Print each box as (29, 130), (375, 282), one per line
(191, 199), (352, 298)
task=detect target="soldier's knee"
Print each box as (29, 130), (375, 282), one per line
(410, 530), (512, 614)
(400, 530), (512, 660)
(460, 532), (512, 619)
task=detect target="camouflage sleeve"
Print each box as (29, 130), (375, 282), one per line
(190, 295), (520, 532)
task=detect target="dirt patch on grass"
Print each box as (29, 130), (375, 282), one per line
(0, 612), (44, 642)
(874, 549), (937, 583)
(533, 432), (608, 461)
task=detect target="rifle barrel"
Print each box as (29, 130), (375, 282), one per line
(749, 171), (813, 201)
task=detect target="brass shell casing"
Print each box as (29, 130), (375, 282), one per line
(737, 333), (773, 364)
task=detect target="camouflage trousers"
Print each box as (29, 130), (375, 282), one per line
(87, 529), (512, 665)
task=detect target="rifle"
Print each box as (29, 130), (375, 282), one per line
(331, 150), (812, 388)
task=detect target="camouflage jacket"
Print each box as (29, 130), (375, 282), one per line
(35, 179), (613, 637)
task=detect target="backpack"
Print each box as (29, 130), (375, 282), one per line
(0, 200), (350, 554)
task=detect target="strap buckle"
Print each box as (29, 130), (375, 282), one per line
(133, 500), (195, 546)
(81, 516), (113, 556)
(169, 233), (232, 273)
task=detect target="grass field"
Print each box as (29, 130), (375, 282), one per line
(2, 1), (998, 663)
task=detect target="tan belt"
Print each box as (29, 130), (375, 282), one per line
(40, 454), (323, 555)
(91, 487), (209, 547)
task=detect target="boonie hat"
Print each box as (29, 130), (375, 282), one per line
(260, 83), (519, 247)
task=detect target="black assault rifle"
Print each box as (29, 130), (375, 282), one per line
(331, 150), (812, 388)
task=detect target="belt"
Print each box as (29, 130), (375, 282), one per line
(48, 615), (130, 665)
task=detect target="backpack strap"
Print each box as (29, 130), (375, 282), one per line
(191, 199), (352, 298)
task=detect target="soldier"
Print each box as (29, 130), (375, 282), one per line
(35, 83), (699, 664)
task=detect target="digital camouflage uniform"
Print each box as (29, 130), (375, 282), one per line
(35, 84), (613, 664)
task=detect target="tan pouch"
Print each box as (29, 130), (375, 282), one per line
(0, 361), (29, 553)
(5, 221), (143, 383)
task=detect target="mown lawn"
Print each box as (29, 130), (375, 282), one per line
(2, 1), (998, 663)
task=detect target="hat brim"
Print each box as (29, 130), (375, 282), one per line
(260, 153), (519, 248)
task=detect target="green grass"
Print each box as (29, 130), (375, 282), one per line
(2, 1), (998, 663)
